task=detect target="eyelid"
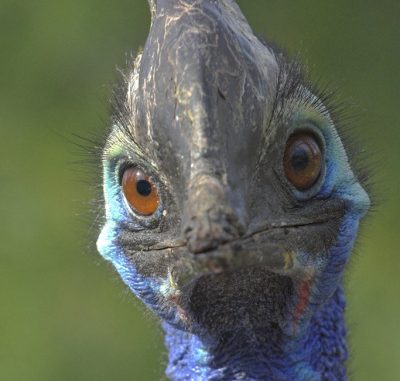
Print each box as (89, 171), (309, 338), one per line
(288, 124), (324, 148)
(117, 161), (135, 185)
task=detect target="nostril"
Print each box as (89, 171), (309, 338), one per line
(188, 238), (218, 254)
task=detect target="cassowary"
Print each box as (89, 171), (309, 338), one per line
(96, 0), (370, 380)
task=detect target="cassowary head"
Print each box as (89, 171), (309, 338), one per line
(97, 0), (369, 339)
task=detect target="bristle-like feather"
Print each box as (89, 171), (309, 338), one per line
(259, 38), (375, 210)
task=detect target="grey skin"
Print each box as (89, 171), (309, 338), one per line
(103, 0), (368, 344)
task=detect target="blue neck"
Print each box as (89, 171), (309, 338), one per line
(163, 286), (347, 381)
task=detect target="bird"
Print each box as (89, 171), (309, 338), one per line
(96, 0), (370, 380)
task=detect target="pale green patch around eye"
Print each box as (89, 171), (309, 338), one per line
(103, 127), (141, 163)
(101, 128), (140, 221)
(292, 107), (370, 216)
(101, 125), (169, 224)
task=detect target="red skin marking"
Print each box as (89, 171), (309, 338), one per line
(292, 279), (311, 333)
(166, 293), (192, 328)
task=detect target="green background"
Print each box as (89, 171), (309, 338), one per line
(1, 1), (399, 380)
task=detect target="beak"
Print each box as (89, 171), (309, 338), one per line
(134, 0), (282, 257)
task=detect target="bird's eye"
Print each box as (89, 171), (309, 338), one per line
(283, 132), (322, 191)
(121, 167), (159, 216)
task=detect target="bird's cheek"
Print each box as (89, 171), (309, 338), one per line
(97, 222), (118, 262)
(96, 222), (138, 280)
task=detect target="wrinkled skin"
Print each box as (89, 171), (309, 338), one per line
(97, 0), (370, 380)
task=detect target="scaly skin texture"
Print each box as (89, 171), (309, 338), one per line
(97, 1), (370, 379)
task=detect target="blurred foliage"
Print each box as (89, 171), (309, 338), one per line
(0, 0), (399, 380)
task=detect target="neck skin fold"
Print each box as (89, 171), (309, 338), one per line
(163, 286), (347, 381)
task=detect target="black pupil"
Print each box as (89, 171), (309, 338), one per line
(136, 179), (152, 196)
(291, 146), (309, 172)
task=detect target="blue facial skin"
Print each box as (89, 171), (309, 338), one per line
(95, 0), (371, 378)
(97, 103), (370, 380)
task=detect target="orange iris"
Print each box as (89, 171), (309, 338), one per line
(122, 167), (159, 216)
(283, 132), (322, 191)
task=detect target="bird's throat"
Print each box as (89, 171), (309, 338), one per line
(163, 286), (348, 381)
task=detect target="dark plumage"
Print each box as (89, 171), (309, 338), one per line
(96, 1), (370, 379)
